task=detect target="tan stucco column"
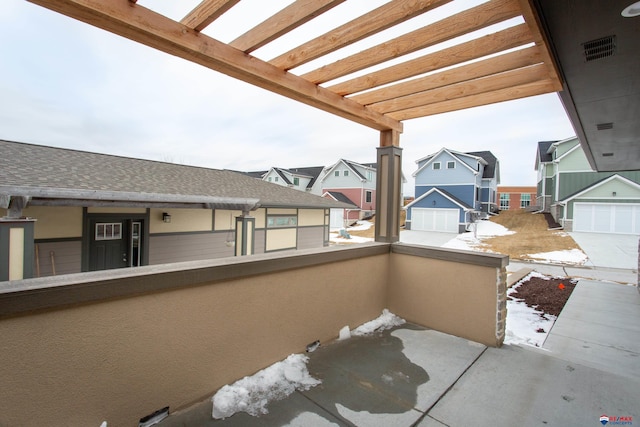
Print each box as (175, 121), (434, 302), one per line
(0, 218), (36, 281)
(235, 214), (255, 256)
(375, 130), (402, 243)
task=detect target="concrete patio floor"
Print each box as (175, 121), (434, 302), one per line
(159, 275), (640, 427)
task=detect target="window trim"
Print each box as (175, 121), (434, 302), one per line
(433, 162), (441, 170)
(365, 190), (372, 203)
(447, 161), (455, 169)
(267, 215), (298, 228)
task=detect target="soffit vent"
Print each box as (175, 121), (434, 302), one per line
(597, 122), (614, 130)
(582, 35), (616, 62)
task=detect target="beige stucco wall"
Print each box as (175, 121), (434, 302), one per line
(213, 209), (267, 230)
(0, 252), (388, 427)
(298, 208), (325, 226)
(9, 227), (24, 280)
(149, 208), (212, 234)
(388, 251), (503, 347)
(267, 208), (297, 215)
(265, 228), (297, 251)
(23, 206), (83, 239)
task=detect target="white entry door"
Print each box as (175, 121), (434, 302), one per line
(411, 208), (459, 232)
(573, 203), (640, 234)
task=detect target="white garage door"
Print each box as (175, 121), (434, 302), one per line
(573, 203), (640, 234)
(411, 208), (459, 232)
(330, 209), (345, 228)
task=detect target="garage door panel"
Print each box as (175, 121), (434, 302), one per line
(573, 203), (640, 234)
(411, 208), (458, 232)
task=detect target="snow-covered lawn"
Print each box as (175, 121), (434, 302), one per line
(330, 220), (374, 244)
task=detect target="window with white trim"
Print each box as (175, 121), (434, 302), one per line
(334, 170), (339, 177)
(95, 223), (122, 240)
(343, 170), (349, 176)
(500, 194), (510, 210)
(520, 194), (531, 208)
(365, 191), (372, 203)
(433, 162), (441, 170)
(447, 161), (455, 169)
(293, 177), (300, 186)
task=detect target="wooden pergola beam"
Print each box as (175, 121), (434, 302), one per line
(350, 46), (542, 105)
(180, 0), (240, 32)
(329, 23), (533, 96)
(269, 0), (452, 71)
(302, 0), (521, 85)
(387, 79), (555, 120)
(28, 0), (402, 132)
(230, 0), (346, 53)
(517, 0), (563, 91)
(370, 63), (550, 114)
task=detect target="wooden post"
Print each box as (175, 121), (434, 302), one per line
(375, 130), (402, 243)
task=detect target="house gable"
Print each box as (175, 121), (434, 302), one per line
(321, 159), (376, 190)
(556, 144), (592, 172)
(413, 149), (478, 186)
(563, 175), (640, 203)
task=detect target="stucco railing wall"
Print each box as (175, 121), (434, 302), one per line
(0, 244), (389, 427)
(389, 244), (509, 347)
(0, 242), (508, 426)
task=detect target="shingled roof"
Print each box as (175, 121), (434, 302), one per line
(0, 140), (351, 210)
(467, 151), (499, 180)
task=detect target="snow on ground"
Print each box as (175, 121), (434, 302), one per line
(504, 272), (556, 348)
(351, 309), (406, 336)
(525, 248), (588, 265)
(210, 310), (404, 420)
(211, 354), (321, 419)
(330, 220), (374, 244)
(442, 219), (514, 251)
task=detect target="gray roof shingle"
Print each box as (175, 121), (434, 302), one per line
(0, 140), (351, 209)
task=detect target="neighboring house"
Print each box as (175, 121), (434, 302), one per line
(497, 186), (537, 210)
(0, 140), (351, 279)
(254, 166), (325, 194)
(250, 159), (385, 228)
(320, 159), (378, 224)
(404, 148), (500, 233)
(535, 137), (640, 233)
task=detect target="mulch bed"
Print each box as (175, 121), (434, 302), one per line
(509, 275), (577, 317)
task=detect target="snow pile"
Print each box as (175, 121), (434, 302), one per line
(504, 272), (556, 347)
(443, 220), (514, 251)
(525, 248), (587, 265)
(338, 325), (351, 340)
(352, 309), (405, 336)
(211, 354), (321, 419)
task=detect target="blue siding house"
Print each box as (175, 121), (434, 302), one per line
(405, 148), (500, 233)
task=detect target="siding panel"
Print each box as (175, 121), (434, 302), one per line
(149, 233), (233, 264)
(297, 226), (326, 250)
(34, 240), (82, 277)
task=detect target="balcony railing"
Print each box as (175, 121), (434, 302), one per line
(0, 243), (507, 426)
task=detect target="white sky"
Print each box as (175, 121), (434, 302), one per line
(0, 1), (576, 196)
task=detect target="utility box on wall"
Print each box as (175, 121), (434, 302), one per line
(0, 219), (35, 281)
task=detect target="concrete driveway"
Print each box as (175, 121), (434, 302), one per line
(569, 232), (639, 270)
(399, 230), (459, 247)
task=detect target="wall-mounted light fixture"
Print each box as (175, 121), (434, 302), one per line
(162, 212), (171, 223)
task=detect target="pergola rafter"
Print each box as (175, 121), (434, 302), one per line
(27, 0), (562, 133)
